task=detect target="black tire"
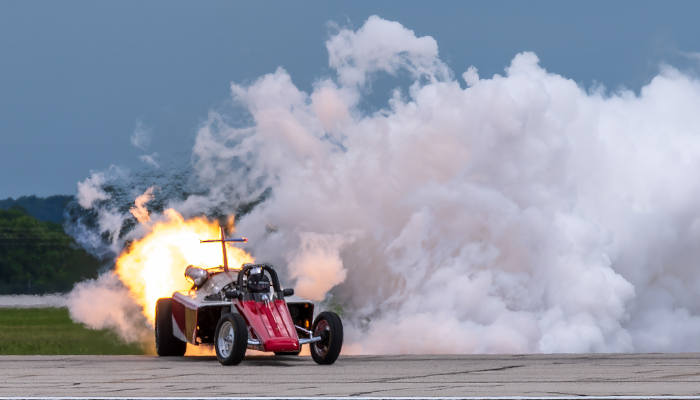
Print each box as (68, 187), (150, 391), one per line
(310, 311), (343, 365)
(214, 313), (248, 365)
(155, 298), (187, 357)
(275, 350), (301, 356)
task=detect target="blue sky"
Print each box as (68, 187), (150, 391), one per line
(2, 0), (699, 198)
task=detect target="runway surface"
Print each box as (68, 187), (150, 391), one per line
(1, 353), (700, 398)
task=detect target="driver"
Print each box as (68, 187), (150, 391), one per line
(247, 272), (271, 293)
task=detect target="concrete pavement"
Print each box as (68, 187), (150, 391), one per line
(1, 353), (700, 397)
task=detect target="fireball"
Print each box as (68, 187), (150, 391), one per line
(115, 208), (253, 323)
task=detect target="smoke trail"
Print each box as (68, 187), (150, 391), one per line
(67, 273), (150, 343)
(68, 15), (700, 354)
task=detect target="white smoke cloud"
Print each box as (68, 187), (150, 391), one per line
(76, 172), (109, 209)
(68, 15), (700, 354)
(288, 232), (352, 301)
(139, 153), (159, 168)
(71, 166), (156, 260)
(327, 15), (449, 87)
(130, 120), (152, 150)
(67, 272), (150, 343)
(190, 16), (700, 354)
(131, 121), (160, 168)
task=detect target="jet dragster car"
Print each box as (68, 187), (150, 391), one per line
(154, 227), (343, 365)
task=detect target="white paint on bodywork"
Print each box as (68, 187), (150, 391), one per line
(171, 271), (239, 309)
(171, 314), (186, 342)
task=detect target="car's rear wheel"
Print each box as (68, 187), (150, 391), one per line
(310, 311), (343, 365)
(214, 312), (248, 365)
(155, 298), (186, 357)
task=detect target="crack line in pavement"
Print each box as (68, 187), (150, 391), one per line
(366, 364), (525, 383)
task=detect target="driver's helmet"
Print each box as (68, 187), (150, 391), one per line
(247, 272), (271, 293)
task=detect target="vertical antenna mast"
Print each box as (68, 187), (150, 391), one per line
(200, 227), (248, 272)
(220, 226), (228, 271)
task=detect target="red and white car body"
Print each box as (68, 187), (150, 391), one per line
(169, 268), (315, 353)
(155, 227), (342, 365)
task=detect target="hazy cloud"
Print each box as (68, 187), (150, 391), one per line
(139, 153), (160, 168)
(130, 120), (152, 150)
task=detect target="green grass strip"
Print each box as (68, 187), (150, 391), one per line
(0, 307), (144, 355)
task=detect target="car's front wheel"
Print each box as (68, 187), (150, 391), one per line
(155, 298), (186, 357)
(310, 311), (343, 365)
(214, 312), (248, 365)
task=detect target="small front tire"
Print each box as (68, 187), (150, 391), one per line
(310, 311), (343, 365)
(155, 298), (187, 357)
(214, 313), (248, 365)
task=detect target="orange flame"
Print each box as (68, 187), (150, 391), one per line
(115, 208), (254, 324)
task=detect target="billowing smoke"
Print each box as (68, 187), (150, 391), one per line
(67, 273), (149, 343)
(67, 15), (700, 354)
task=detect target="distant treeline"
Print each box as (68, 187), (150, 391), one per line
(0, 207), (102, 294)
(0, 190), (268, 294)
(0, 195), (73, 224)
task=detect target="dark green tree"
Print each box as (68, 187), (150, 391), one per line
(0, 208), (103, 294)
